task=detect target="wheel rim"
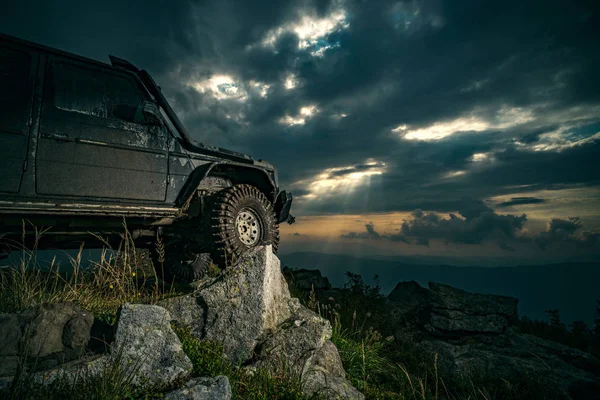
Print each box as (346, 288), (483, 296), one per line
(235, 207), (262, 246)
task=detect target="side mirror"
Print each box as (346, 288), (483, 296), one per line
(142, 101), (162, 126)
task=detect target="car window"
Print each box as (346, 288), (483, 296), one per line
(52, 62), (146, 124)
(0, 46), (32, 134)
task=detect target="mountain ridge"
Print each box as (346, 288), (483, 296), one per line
(280, 251), (600, 325)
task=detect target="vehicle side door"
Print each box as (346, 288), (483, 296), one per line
(37, 56), (168, 202)
(0, 41), (38, 193)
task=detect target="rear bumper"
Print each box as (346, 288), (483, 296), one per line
(274, 190), (295, 224)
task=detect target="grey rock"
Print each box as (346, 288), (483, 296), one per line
(0, 354), (108, 392)
(387, 281), (431, 305)
(302, 341), (365, 400)
(164, 376), (232, 400)
(0, 302), (93, 377)
(0, 356), (20, 377)
(27, 304), (193, 389)
(254, 302), (362, 399)
(163, 248), (363, 399)
(26, 302), (94, 359)
(388, 281), (518, 337)
(111, 303), (192, 387)
(426, 283), (517, 335)
(63, 313), (94, 357)
(162, 245), (292, 364)
(429, 282), (518, 319)
(0, 314), (22, 356)
(388, 281), (600, 398)
(427, 308), (510, 335)
(418, 331), (600, 396)
(159, 294), (206, 338)
(254, 300), (332, 371)
(283, 267), (332, 291)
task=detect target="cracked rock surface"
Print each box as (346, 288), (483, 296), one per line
(388, 281), (600, 397)
(161, 246), (363, 399)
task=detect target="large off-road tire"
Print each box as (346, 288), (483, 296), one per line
(209, 184), (279, 267)
(152, 234), (212, 283)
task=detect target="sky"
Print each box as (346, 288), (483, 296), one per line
(3, 0), (600, 265)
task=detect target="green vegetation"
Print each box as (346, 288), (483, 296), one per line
(6, 344), (162, 400)
(173, 325), (314, 400)
(1, 227), (596, 399)
(289, 271), (575, 400)
(0, 224), (187, 320)
(0, 227), (316, 399)
(518, 307), (600, 358)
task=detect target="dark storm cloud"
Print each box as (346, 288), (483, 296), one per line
(2, 0), (599, 219)
(340, 200), (528, 249)
(534, 217), (600, 249)
(497, 197), (546, 208)
(398, 208), (527, 246)
(341, 204), (600, 253)
(341, 223), (380, 239)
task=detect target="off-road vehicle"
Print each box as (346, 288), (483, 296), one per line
(0, 33), (294, 280)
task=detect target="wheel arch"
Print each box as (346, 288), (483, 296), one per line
(176, 162), (277, 207)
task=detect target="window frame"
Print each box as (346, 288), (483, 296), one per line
(45, 55), (152, 130)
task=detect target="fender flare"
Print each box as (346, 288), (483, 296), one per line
(176, 162), (277, 207)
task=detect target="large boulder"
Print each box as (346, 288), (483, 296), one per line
(251, 299), (363, 399)
(388, 281), (600, 397)
(22, 303), (193, 390)
(283, 267), (332, 291)
(253, 298), (332, 371)
(161, 247), (364, 399)
(302, 341), (365, 400)
(164, 376), (232, 400)
(0, 302), (93, 376)
(110, 303), (192, 387)
(425, 282), (518, 336)
(161, 245), (292, 364)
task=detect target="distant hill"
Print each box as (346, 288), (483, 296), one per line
(279, 251), (600, 326)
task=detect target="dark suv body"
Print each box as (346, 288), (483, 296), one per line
(0, 33), (293, 278)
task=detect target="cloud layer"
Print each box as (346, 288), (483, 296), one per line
(2, 0), (599, 258)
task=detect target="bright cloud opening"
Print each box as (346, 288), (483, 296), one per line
(441, 170), (467, 179)
(279, 105), (319, 126)
(248, 80), (270, 98)
(394, 117), (490, 141)
(284, 74), (298, 90)
(190, 75), (247, 101)
(393, 107), (535, 141)
(471, 152), (495, 163)
(332, 113), (349, 119)
(295, 159), (387, 199)
(256, 8), (349, 57)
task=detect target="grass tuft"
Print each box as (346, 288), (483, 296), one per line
(173, 324), (314, 400)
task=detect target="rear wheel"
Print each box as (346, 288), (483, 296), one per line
(209, 184), (279, 267)
(152, 235), (212, 283)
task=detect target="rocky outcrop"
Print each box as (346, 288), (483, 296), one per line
(302, 341), (364, 399)
(108, 303), (193, 387)
(250, 299), (364, 399)
(20, 303), (193, 389)
(0, 247), (362, 399)
(161, 245), (292, 364)
(283, 267), (332, 291)
(0, 302), (93, 376)
(425, 282), (518, 335)
(253, 298), (332, 372)
(161, 246), (363, 399)
(388, 281), (600, 397)
(164, 375), (232, 400)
